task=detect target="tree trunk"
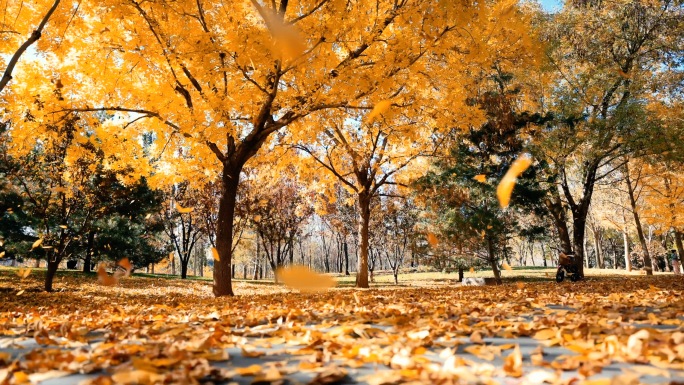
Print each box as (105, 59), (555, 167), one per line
(545, 192), (572, 254)
(458, 267), (464, 282)
(356, 193), (371, 288)
(344, 240), (350, 275)
(180, 259), (188, 279)
(593, 226), (604, 268)
(45, 259), (60, 292)
(675, 230), (684, 268)
(35, 258), (41, 268)
(625, 163), (653, 275)
(486, 237), (501, 285)
(83, 231), (95, 273)
(213, 165), (240, 297)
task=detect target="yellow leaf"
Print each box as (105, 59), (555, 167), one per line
(427, 232), (438, 247)
(0, 251), (5, 258)
(503, 345), (523, 377)
(31, 238), (43, 250)
(235, 364), (263, 376)
(175, 202), (194, 213)
(59, 225), (68, 229)
(502, 262), (513, 271)
(469, 267), (475, 273)
(496, 154), (533, 208)
(276, 265), (336, 293)
(211, 247), (220, 262)
(366, 100), (392, 122)
(112, 370), (164, 385)
(532, 329), (556, 340)
(473, 174), (487, 183)
(17, 290), (25, 296)
(17, 268), (31, 279)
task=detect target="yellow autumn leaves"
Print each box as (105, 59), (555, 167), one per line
(473, 154), (533, 208)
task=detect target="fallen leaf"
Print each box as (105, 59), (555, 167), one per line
(111, 370), (164, 385)
(496, 154), (533, 208)
(533, 329), (556, 340)
(16, 290), (24, 296)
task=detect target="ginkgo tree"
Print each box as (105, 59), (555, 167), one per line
(2, 0), (545, 296)
(536, 0), (684, 276)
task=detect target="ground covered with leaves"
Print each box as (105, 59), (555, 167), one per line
(0, 270), (683, 385)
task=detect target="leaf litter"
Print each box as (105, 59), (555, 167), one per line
(0, 271), (682, 384)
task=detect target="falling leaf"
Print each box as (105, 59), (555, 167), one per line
(145, 213), (151, 219)
(31, 238), (43, 250)
(97, 264), (119, 286)
(502, 262), (513, 271)
(175, 202), (194, 213)
(469, 267), (475, 273)
(0, 251), (5, 258)
(211, 247), (220, 262)
(17, 268), (31, 279)
(118, 257), (132, 277)
(16, 290), (25, 296)
(427, 232), (438, 247)
(366, 100), (392, 122)
(276, 265), (336, 293)
(59, 224), (68, 229)
(503, 345), (523, 377)
(473, 174), (487, 183)
(253, 215), (262, 223)
(496, 154), (533, 208)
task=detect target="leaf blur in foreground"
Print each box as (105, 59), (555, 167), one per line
(276, 265), (336, 293)
(496, 154), (532, 208)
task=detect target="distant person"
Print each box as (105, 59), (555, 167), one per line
(669, 250), (681, 275)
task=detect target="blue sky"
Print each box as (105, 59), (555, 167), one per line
(539, 0), (563, 12)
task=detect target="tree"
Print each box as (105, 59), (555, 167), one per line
(16, 0), (543, 296)
(291, 1), (538, 288)
(537, 0), (684, 276)
(0, 0), (62, 93)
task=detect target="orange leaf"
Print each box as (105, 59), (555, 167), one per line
(473, 174), (487, 183)
(366, 100), (392, 122)
(502, 262), (513, 271)
(496, 154), (533, 208)
(97, 264), (119, 286)
(31, 238), (43, 250)
(175, 202), (194, 214)
(276, 265), (336, 293)
(427, 232), (438, 247)
(211, 247), (220, 262)
(532, 329), (556, 340)
(118, 257), (132, 277)
(503, 345), (523, 377)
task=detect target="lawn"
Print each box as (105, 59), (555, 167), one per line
(0, 267), (682, 384)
